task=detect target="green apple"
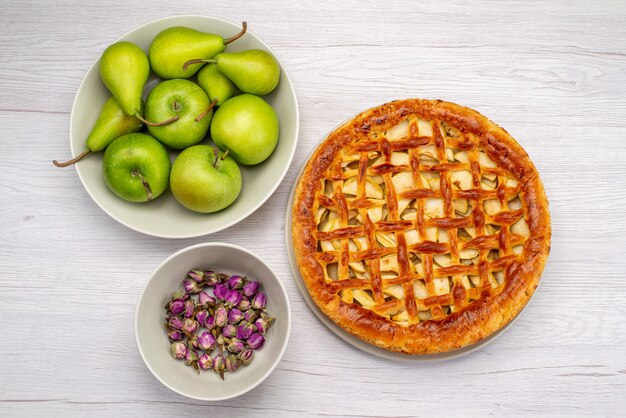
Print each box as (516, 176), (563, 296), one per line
(170, 145), (242, 213)
(210, 94), (279, 165)
(103, 133), (171, 202)
(144, 79), (214, 149)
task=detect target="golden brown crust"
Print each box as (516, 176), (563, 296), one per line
(292, 99), (551, 355)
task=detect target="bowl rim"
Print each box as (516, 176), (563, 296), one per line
(134, 241), (292, 401)
(70, 14), (300, 239)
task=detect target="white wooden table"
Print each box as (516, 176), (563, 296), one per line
(1, 1), (625, 416)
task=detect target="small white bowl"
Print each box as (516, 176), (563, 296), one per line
(69, 15), (299, 238)
(135, 242), (291, 401)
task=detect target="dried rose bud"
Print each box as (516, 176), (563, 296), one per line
(167, 316), (183, 331)
(238, 296), (251, 311)
(213, 353), (225, 379)
(214, 306), (228, 327)
(236, 322), (256, 340)
(243, 309), (258, 323)
(188, 334), (199, 350)
(238, 347), (254, 365)
(213, 283), (229, 300)
(197, 331), (216, 351)
(171, 290), (189, 301)
(185, 348), (198, 365)
(204, 270), (220, 286)
(188, 269), (205, 283)
(198, 291), (215, 306)
(169, 299), (185, 315)
(198, 353), (213, 370)
(170, 341), (187, 359)
(183, 278), (202, 294)
(184, 299), (195, 318)
(243, 280), (259, 297)
(182, 318), (199, 335)
(205, 315), (216, 330)
(225, 353), (240, 372)
(222, 324), (237, 338)
(216, 333), (225, 348)
(227, 275), (244, 290)
(228, 308), (243, 324)
(218, 273), (230, 282)
(225, 290), (242, 308)
(247, 333), (265, 350)
(168, 330), (183, 341)
(195, 309), (208, 327)
(254, 317), (273, 334)
(251, 292), (266, 310)
(227, 338), (245, 354)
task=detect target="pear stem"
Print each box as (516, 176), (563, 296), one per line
(134, 113), (179, 127)
(132, 170), (153, 201)
(224, 21), (248, 45)
(53, 149), (91, 167)
(195, 99), (218, 122)
(182, 58), (216, 71)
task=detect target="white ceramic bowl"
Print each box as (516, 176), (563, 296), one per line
(69, 16), (299, 238)
(135, 242), (291, 400)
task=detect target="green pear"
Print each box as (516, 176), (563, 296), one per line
(211, 49), (281, 96)
(210, 94), (279, 165)
(149, 22), (247, 79)
(99, 41), (149, 117)
(196, 63), (238, 106)
(53, 96), (143, 167)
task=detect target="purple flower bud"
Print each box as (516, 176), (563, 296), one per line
(243, 309), (258, 323)
(168, 330), (183, 341)
(185, 348), (198, 366)
(254, 317), (273, 334)
(243, 280), (259, 297)
(222, 324), (237, 338)
(198, 353), (213, 370)
(197, 331), (216, 351)
(218, 273), (230, 282)
(247, 333), (265, 350)
(184, 299), (195, 318)
(227, 338), (245, 354)
(236, 322), (256, 340)
(228, 275), (245, 290)
(183, 278), (201, 294)
(169, 299), (185, 315)
(213, 354), (225, 379)
(170, 341), (187, 359)
(213, 283), (229, 300)
(205, 315), (215, 330)
(198, 291), (215, 306)
(214, 306), (228, 328)
(238, 347), (254, 365)
(228, 308), (243, 324)
(225, 353), (240, 372)
(238, 296), (251, 311)
(188, 269), (204, 282)
(203, 270), (220, 286)
(188, 334), (199, 350)
(225, 290), (242, 308)
(251, 292), (266, 310)
(195, 310), (209, 327)
(167, 316), (183, 331)
(182, 318), (198, 335)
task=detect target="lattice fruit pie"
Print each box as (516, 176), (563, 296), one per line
(292, 99), (551, 354)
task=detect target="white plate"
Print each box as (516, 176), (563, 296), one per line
(284, 136), (537, 361)
(69, 15), (299, 238)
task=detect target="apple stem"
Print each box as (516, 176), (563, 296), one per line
(224, 21), (248, 45)
(132, 170), (153, 201)
(53, 149), (91, 167)
(212, 148), (220, 168)
(221, 149), (229, 160)
(195, 99), (218, 122)
(135, 113), (179, 127)
(182, 58), (216, 71)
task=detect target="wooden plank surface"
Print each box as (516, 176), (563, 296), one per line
(1, 0), (625, 416)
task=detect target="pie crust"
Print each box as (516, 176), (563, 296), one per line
(292, 99), (550, 354)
